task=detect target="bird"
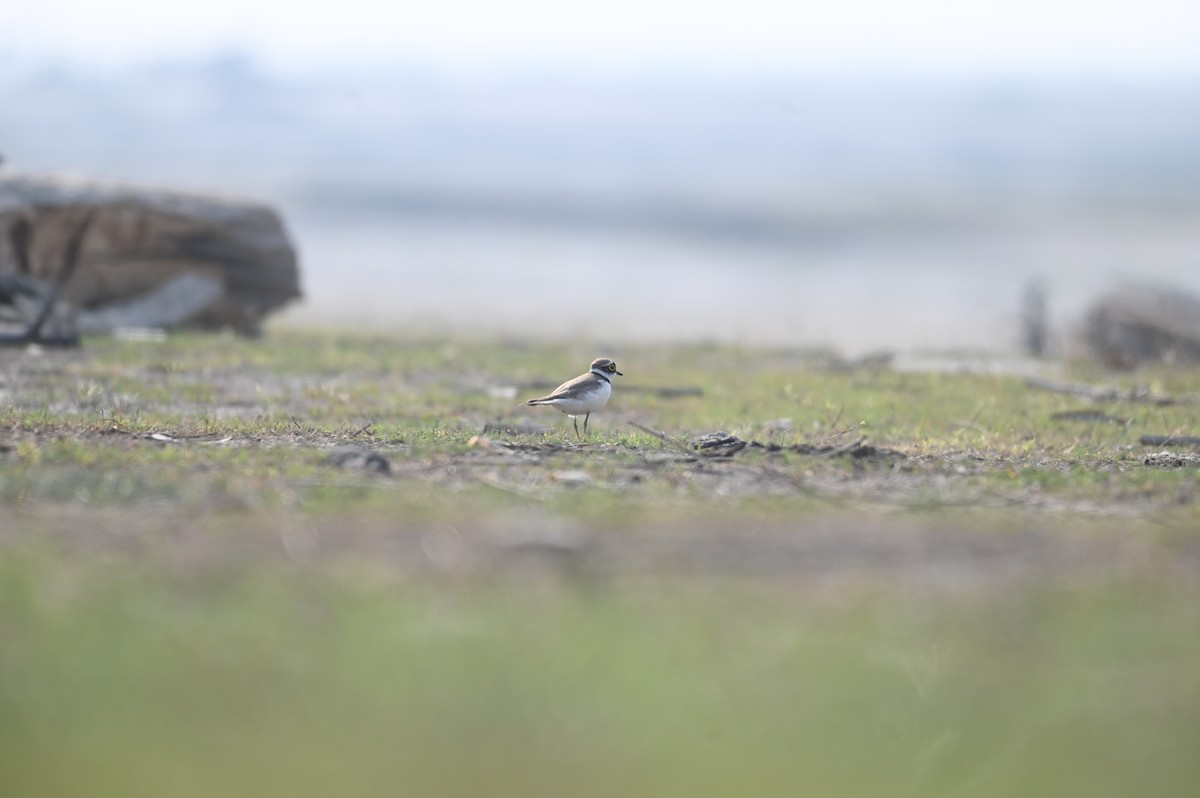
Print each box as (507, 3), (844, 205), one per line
(521, 357), (623, 438)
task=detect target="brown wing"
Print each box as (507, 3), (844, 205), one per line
(523, 372), (593, 404)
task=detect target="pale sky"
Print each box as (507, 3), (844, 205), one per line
(4, 0), (1200, 76)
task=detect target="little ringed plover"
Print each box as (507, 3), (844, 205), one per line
(522, 357), (623, 437)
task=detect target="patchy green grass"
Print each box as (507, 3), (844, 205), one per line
(4, 330), (1200, 514)
(2, 330), (1200, 797)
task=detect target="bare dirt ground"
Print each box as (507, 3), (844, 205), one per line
(5, 422), (1197, 599)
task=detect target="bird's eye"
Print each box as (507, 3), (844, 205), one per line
(607, 364), (616, 372)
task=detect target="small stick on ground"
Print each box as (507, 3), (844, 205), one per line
(628, 421), (696, 457)
(814, 436), (871, 458)
(1026, 376), (1195, 406)
(629, 421), (669, 441)
(1140, 435), (1200, 447)
(812, 420), (865, 448)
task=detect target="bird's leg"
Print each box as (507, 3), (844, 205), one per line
(584, 413), (592, 435)
(572, 416), (580, 438)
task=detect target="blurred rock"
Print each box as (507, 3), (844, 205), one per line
(1084, 284), (1200, 368)
(322, 446), (391, 473)
(0, 172), (300, 335)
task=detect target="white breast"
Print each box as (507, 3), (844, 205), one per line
(550, 379), (611, 416)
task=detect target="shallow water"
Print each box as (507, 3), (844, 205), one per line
(280, 208), (1200, 354)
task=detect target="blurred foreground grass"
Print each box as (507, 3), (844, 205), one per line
(2, 552), (1198, 798)
(2, 331), (1200, 796)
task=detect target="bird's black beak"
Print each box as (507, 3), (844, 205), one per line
(615, 369), (624, 376)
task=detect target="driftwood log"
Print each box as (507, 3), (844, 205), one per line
(1084, 284), (1200, 368)
(0, 172), (300, 336)
(0, 209), (93, 346)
